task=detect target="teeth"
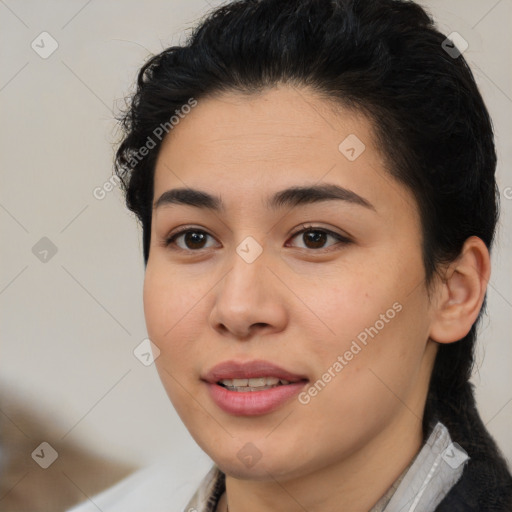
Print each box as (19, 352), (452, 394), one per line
(248, 377), (269, 387)
(219, 377), (290, 388)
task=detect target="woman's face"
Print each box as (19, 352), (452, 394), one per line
(144, 85), (438, 481)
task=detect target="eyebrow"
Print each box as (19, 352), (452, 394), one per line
(153, 183), (376, 212)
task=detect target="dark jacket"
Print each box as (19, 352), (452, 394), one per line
(431, 384), (512, 511)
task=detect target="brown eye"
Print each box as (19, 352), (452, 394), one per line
(288, 226), (351, 251)
(165, 229), (217, 251)
(301, 230), (328, 249)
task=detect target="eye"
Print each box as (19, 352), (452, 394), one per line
(287, 224), (351, 251)
(163, 224), (351, 253)
(164, 227), (218, 251)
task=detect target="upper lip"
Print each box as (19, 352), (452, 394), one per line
(202, 359), (309, 383)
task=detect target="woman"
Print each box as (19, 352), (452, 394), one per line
(68, 0), (512, 510)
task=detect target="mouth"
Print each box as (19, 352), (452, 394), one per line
(216, 376), (301, 392)
(202, 358), (308, 386)
(202, 359), (309, 415)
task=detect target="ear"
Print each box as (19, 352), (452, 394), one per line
(429, 236), (491, 344)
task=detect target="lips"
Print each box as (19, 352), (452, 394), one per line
(202, 359), (309, 416)
(202, 359), (308, 384)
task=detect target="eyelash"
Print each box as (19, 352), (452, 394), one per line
(163, 223), (352, 253)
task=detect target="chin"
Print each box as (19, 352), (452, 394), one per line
(219, 463), (272, 481)
(217, 459), (295, 482)
(210, 445), (312, 483)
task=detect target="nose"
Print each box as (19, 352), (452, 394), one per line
(209, 241), (288, 340)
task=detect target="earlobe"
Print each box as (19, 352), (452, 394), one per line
(429, 236), (491, 344)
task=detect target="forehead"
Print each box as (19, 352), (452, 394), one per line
(159, 86), (366, 150)
(152, 85), (415, 219)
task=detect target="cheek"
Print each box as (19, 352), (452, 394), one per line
(143, 260), (203, 342)
(301, 258), (431, 416)
(286, 260), (385, 336)
(143, 272), (173, 349)
(143, 268), (199, 418)
(143, 264), (195, 377)
(309, 291), (430, 422)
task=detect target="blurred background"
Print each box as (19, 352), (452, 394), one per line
(1, 0), (511, 510)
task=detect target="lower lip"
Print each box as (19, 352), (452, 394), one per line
(205, 381), (308, 416)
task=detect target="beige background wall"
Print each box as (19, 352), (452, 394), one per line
(1, 0), (511, 497)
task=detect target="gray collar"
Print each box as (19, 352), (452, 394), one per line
(380, 421), (468, 511)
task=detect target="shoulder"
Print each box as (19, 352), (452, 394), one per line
(436, 456), (512, 511)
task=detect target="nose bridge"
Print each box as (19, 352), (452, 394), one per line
(224, 234), (268, 303)
(210, 234), (286, 337)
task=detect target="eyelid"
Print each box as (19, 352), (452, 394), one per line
(291, 223), (352, 241)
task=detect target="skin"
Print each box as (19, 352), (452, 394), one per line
(143, 84), (490, 512)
